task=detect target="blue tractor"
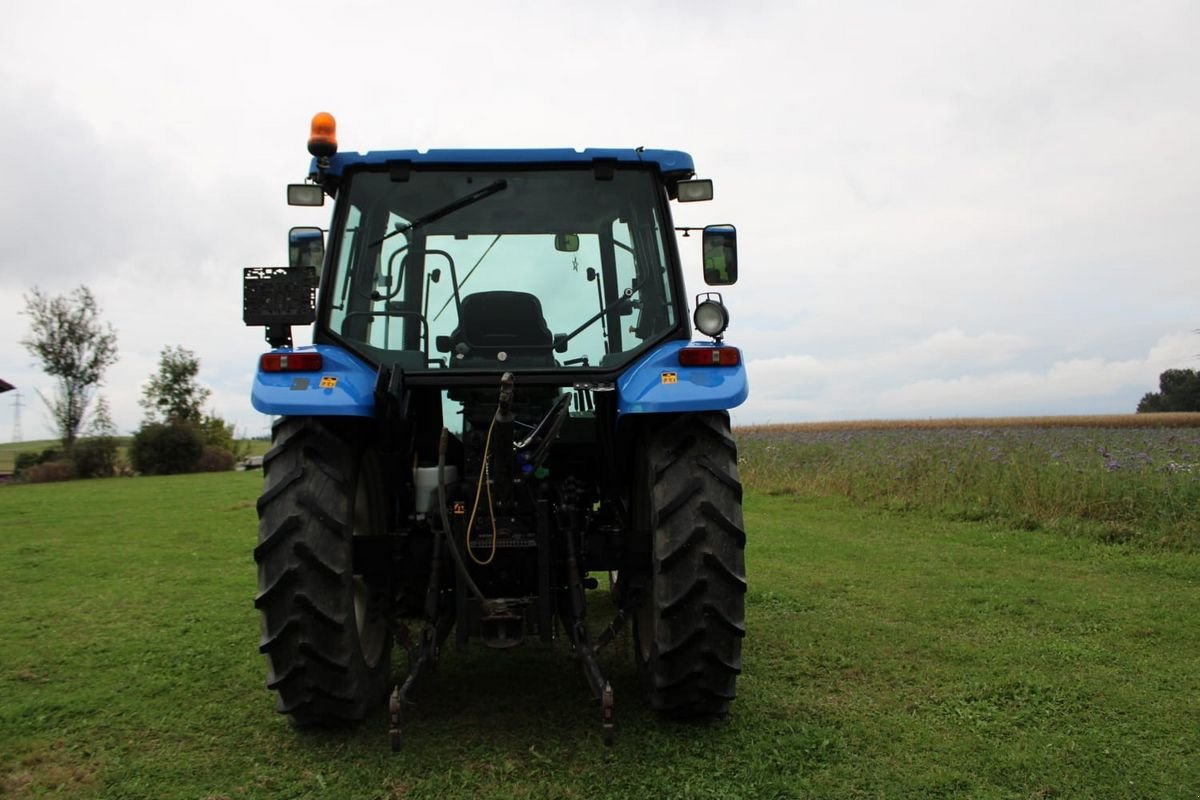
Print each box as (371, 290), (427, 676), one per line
(244, 114), (748, 747)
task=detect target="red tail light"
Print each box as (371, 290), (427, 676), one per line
(261, 352), (323, 372)
(678, 347), (740, 367)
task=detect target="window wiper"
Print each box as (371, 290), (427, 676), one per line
(368, 179), (508, 248)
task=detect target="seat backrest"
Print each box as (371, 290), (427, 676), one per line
(454, 291), (553, 353)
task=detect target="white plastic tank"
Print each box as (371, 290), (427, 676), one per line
(414, 465), (458, 514)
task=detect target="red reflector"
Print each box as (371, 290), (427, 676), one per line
(261, 352), (324, 372)
(678, 347), (740, 367)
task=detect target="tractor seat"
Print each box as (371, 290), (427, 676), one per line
(447, 291), (556, 365)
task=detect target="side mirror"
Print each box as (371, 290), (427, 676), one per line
(287, 184), (325, 206)
(554, 233), (580, 252)
(289, 227), (325, 269)
(701, 224), (738, 285)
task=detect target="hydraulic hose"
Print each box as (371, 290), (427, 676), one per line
(437, 426), (485, 600)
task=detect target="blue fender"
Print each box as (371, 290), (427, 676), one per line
(616, 340), (748, 416)
(251, 345), (377, 418)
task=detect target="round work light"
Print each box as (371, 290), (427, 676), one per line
(693, 299), (730, 339)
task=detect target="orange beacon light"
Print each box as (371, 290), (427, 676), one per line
(308, 112), (337, 158)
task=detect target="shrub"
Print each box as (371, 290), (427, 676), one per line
(21, 460), (77, 483)
(199, 414), (247, 460)
(130, 422), (204, 475)
(14, 447), (62, 476)
(196, 445), (236, 473)
(14, 451), (39, 475)
(71, 436), (119, 479)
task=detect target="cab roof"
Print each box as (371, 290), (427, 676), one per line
(311, 148), (696, 178)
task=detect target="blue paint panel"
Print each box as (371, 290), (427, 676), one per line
(312, 148), (695, 178)
(251, 344), (376, 418)
(616, 341), (748, 416)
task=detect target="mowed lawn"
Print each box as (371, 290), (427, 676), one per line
(1, 470), (1198, 798)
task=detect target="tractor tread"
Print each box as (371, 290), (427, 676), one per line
(660, 526), (705, 571)
(254, 416), (391, 727)
(635, 411), (746, 719)
(702, 550), (748, 592)
(294, 540), (344, 580)
(660, 578), (708, 617)
(253, 514), (302, 562)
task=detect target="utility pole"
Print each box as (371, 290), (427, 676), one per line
(11, 391), (23, 443)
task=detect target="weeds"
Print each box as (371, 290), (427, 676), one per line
(738, 421), (1200, 550)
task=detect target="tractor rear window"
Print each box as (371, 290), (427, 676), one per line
(324, 168), (679, 373)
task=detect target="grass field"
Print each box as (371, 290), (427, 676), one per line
(2, 447), (1199, 798)
(740, 416), (1200, 551)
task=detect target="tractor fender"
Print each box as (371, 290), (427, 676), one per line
(251, 344), (376, 418)
(616, 340), (748, 416)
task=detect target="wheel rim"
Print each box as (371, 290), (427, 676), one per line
(352, 471), (387, 668)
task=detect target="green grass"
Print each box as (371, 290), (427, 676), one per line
(2, 472), (1198, 798)
(739, 423), (1200, 550)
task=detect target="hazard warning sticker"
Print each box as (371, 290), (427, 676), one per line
(319, 376), (337, 389)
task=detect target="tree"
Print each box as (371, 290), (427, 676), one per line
(140, 345), (211, 425)
(1137, 368), (1200, 413)
(71, 395), (120, 478)
(21, 286), (119, 449)
(130, 422), (204, 475)
(134, 348), (241, 474)
(198, 412), (243, 455)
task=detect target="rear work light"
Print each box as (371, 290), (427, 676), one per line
(678, 347), (740, 367)
(261, 352), (323, 372)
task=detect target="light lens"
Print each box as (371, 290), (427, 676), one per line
(261, 352), (323, 372)
(678, 347), (740, 367)
(677, 179), (714, 202)
(693, 300), (729, 338)
(307, 112), (338, 158)
(309, 112), (336, 144)
(287, 184), (324, 206)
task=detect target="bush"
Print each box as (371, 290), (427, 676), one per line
(199, 414), (247, 460)
(196, 445), (235, 473)
(21, 460), (76, 483)
(71, 437), (119, 479)
(130, 422), (204, 475)
(14, 447), (62, 476)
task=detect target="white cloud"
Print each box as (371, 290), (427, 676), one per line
(738, 330), (1196, 424)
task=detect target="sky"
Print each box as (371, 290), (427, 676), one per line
(1, 0), (1197, 442)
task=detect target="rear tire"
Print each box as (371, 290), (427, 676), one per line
(633, 411), (746, 717)
(254, 417), (393, 725)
